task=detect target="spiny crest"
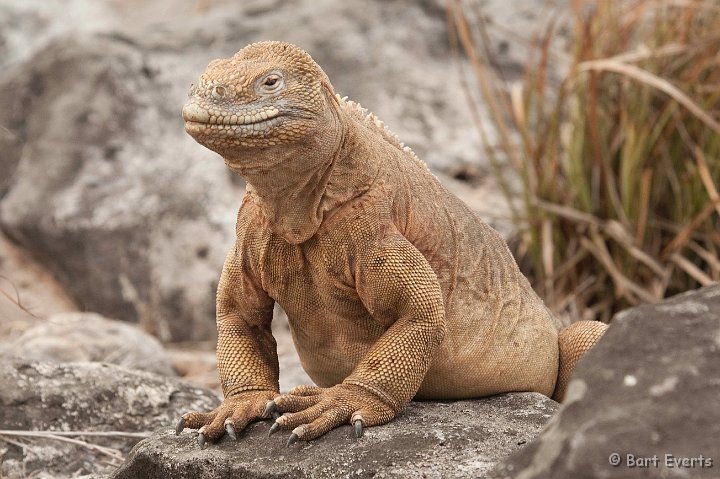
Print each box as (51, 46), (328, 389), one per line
(337, 95), (429, 171)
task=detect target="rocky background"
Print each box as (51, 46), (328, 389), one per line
(1, 1), (717, 478)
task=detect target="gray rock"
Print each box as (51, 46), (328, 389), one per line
(1, 312), (175, 376)
(0, 34), (237, 342)
(0, 358), (220, 479)
(112, 392), (557, 479)
(488, 284), (720, 479)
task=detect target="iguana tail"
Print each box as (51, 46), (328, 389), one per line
(552, 320), (608, 402)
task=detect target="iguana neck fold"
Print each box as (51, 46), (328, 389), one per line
(225, 95), (381, 244)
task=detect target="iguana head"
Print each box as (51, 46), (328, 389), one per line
(183, 41), (351, 244)
(182, 41), (338, 161)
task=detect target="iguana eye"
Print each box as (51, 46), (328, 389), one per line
(211, 85), (227, 99)
(258, 73), (284, 94)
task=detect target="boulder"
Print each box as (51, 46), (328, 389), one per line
(1, 312), (175, 376)
(488, 284), (720, 479)
(0, 358), (220, 479)
(0, 34), (237, 342)
(112, 393), (557, 479)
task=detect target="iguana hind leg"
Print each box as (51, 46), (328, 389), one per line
(552, 320), (608, 402)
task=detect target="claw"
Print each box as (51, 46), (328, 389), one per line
(272, 411), (281, 420)
(175, 418), (185, 436)
(268, 422), (280, 437)
(225, 423), (237, 441)
(197, 433), (206, 449)
(354, 419), (364, 438)
(286, 433), (298, 447)
(262, 400), (277, 418)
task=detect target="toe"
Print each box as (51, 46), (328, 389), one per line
(288, 385), (323, 396)
(291, 408), (348, 441)
(201, 409), (231, 441)
(350, 407), (393, 428)
(228, 402), (262, 434)
(274, 394), (321, 413)
(274, 403), (326, 431)
(182, 410), (218, 430)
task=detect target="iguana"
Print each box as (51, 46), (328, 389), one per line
(176, 41), (607, 448)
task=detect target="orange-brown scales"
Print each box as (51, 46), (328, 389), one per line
(177, 41), (607, 448)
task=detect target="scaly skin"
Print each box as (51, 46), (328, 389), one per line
(177, 41), (607, 447)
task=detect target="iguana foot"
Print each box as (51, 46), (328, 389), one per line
(265, 383), (396, 445)
(175, 390), (278, 447)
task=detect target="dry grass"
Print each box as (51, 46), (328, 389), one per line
(448, 0), (720, 322)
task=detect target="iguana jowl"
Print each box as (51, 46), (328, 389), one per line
(177, 41), (607, 447)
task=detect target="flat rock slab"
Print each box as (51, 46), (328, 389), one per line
(0, 358), (220, 478)
(489, 284), (720, 479)
(113, 392), (557, 479)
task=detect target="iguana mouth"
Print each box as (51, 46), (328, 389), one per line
(182, 102), (282, 127)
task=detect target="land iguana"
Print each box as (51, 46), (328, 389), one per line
(176, 41), (607, 448)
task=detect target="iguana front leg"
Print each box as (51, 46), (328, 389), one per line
(176, 243), (279, 447)
(266, 234), (446, 444)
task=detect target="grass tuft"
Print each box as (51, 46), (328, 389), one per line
(448, 0), (720, 322)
